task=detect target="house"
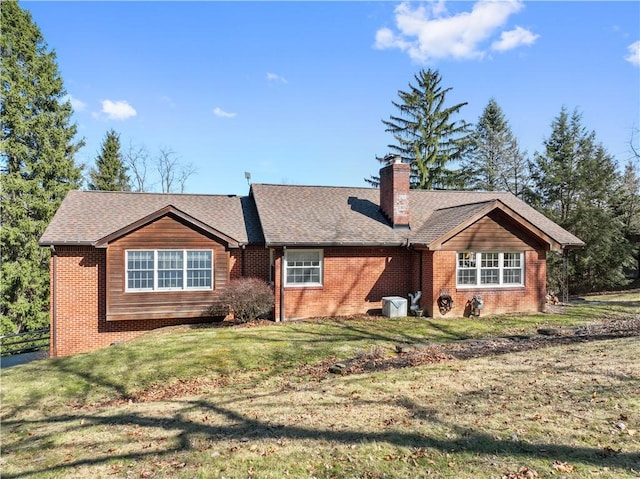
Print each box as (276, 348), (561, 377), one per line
(39, 160), (583, 357)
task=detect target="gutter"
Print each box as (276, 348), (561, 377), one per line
(264, 241), (409, 248)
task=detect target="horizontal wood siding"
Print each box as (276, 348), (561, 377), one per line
(106, 215), (229, 321)
(442, 210), (546, 252)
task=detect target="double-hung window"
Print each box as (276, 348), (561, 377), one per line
(285, 249), (323, 287)
(126, 250), (213, 292)
(457, 251), (524, 288)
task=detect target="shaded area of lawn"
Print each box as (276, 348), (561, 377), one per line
(2, 338), (638, 478)
(2, 297), (639, 478)
(2, 298), (638, 413)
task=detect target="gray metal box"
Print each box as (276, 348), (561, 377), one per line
(382, 296), (408, 317)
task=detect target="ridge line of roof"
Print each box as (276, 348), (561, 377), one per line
(68, 189), (246, 198)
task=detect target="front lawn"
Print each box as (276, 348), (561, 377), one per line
(1, 295), (638, 478)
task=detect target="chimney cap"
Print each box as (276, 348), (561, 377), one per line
(383, 153), (402, 165)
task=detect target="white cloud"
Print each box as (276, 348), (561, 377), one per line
(64, 94), (87, 112)
(492, 26), (539, 51)
(266, 72), (288, 84)
(375, 0), (532, 62)
(625, 40), (640, 66)
(96, 99), (137, 120)
(213, 107), (237, 118)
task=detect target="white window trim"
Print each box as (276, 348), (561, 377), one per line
(125, 249), (214, 292)
(456, 251), (524, 289)
(284, 248), (323, 287)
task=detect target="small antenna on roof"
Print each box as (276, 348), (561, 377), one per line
(244, 171), (251, 185)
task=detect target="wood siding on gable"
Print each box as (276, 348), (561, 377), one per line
(106, 215), (230, 321)
(441, 210), (547, 252)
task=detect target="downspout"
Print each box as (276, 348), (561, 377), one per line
(279, 246), (286, 322)
(562, 247), (569, 304)
(419, 249), (423, 294)
(241, 244), (246, 277)
(50, 245), (57, 358)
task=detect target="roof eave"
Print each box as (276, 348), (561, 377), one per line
(264, 240), (409, 248)
(94, 204), (242, 248)
(425, 200), (573, 251)
(39, 240), (95, 247)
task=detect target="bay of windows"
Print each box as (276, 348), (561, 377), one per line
(126, 250), (213, 292)
(457, 251), (523, 288)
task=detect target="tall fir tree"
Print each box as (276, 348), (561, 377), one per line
(88, 129), (130, 191)
(614, 160), (640, 278)
(0, 1), (84, 333)
(460, 98), (528, 196)
(367, 69), (470, 189)
(528, 107), (631, 293)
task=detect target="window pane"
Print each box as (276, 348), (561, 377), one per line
(286, 250), (321, 285)
(503, 253), (521, 268)
(457, 269), (477, 285)
(504, 269), (522, 284)
(127, 251), (154, 290)
(187, 251), (212, 288)
(158, 251), (183, 289)
(481, 253), (499, 268)
(481, 269), (499, 284)
(458, 252), (476, 268)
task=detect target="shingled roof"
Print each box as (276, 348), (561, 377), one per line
(250, 184), (584, 250)
(39, 190), (263, 247)
(40, 184), (583, 251)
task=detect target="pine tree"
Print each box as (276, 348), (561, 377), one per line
(614, 160), (640, 278)
(368, 69), (470, 189)
(528, 107), (631, 293)
(460, 98), (528, 195)
(88, 129), (130, 191)
(0, 1), (84, 333)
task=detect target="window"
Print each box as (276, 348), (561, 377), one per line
(126, 250), (213, 292)
(457, 252), (524, 288)
(285, 249), (323, 286)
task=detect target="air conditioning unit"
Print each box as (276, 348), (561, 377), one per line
(382, 296), (408, 318)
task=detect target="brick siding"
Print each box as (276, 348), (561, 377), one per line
(50, 244), (547, 356)
(274, 247), (413, 320)
(426, 249), (546, 317)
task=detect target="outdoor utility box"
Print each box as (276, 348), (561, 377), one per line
(382, 296), (408, 318)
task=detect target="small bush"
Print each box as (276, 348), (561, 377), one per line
(217, 278), (274, 323)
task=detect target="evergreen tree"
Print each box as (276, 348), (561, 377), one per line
(528, 107), (631, 293)
(460, 98), (528, 196)
(368, 69), (470, 189)
(88, 129), (130, 191)
(614, 160), (640, 278)
(0, 1), (84, 333)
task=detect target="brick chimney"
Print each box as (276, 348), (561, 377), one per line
(380, 156), (410, 229)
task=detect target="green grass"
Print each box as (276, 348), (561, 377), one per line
(1, 295), (638, 478)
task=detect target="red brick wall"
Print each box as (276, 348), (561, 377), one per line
(426, 249), (546, 318)
(230, 246), (270, 281)
(274, 247), (413, 320)
(50, 242), (547, 356)
(51, 246), (217, 357)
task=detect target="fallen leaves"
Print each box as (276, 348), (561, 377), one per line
(552, 460), (575, 473)
(501, 466), (538, 478)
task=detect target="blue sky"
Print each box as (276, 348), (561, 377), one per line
(24, 1), (640, 195)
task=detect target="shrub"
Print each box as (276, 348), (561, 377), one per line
(217, 278), (274, 323)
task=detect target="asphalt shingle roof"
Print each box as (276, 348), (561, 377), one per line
(39, 190), (263, 246)
(40, 185), (583, 249)
(250, 184), (584, 248)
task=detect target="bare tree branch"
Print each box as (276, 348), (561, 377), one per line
(123, 141), (150, 192)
